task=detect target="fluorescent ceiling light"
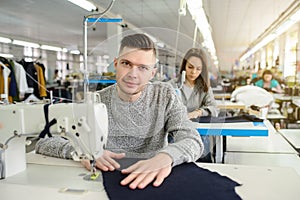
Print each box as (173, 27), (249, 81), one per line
(274, 20), (293, 35)
(0, 53), (14, 58)
(290, 9), (300, 21)
(68, 0), (96, 11)
(62, 48), (68, 52)
(240, 8), (300, 62)
(41, 45), (62, 51)
(12, 40), (40, 48)
(70, 50), (81, 54)
(240, 34), (276, 62)
(0, 37), (12, 43)
(186, 0), (217, 61)
(156, 42), (165, 48)
(103, 55), (110, 59)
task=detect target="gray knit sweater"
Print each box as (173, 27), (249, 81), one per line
(97, 82), (203, 166)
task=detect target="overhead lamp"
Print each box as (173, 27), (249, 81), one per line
(186, 0), (217, 60)
(103, 55), (110, 59)
(67, 0), (97, 12)
(273, 8), (300, 36)
(0, 53), (14, 58)
(12, 40), (40, 48)
(62, 48), (68, 52)
(240, 7), (300, 62)
(70, 50), (81, 55)
(0, 37), (12, 43)
(240, 34), (276, 61)
(156, 42), (165, 48)
(41, 45), (62, 52)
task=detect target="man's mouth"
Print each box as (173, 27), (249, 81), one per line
(124, 80), (137, 88)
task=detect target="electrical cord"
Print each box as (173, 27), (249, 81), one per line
(85, 0), (116, 28)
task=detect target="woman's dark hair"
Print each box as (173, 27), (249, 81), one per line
(179, 48), (210, 92)
(262, 69), (273, 77)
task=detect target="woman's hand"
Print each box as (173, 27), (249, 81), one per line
(81, 150), (125, 171)
(188, 109), (202, 119)
(120, 153), (172, 189)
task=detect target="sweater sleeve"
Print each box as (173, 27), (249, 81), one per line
(199, 87), (219, 117)
(158, 84), (203, 166)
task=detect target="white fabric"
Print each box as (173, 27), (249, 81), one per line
(13, 61), (28, 97)
(0, 61), (11, 102)
(230, 85), (274, 107)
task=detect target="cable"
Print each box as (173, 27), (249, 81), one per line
(85, 0), (116, 28)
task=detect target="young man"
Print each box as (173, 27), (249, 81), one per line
(84, 33), (203, 189)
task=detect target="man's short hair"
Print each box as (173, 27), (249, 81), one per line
(119, 33), (157, 57)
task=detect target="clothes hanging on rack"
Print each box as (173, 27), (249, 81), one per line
(34, 63), (47, 98)
(0, 61), (10, 102)
(0, 56), (20, 103)
(11, 60), (29, 99)
(18, 59), (47, 101)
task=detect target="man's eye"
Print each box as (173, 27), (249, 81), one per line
(121, 61), (130, 66)
(139, 66), (149, 71)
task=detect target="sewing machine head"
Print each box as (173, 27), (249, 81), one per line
(0, 92), (108, 178)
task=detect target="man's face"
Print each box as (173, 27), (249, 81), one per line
(114, 47), (157, 101)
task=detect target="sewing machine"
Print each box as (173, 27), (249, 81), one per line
(0, 92), (108, 179)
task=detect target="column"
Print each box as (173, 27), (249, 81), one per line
(106, 20), (122, 72)
(297, 22), (300, 81)
(278, 33), (286, 73)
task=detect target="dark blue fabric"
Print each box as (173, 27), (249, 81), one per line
(7, 63), (18, 97)
(192, 114), (263, 123)
(19, 60), (40, 99)
(102, 162), (242, 200)
(38, 104), (56, 138)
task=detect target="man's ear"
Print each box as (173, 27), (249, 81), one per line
(150, 67), (158, 80)
(114, 58), (118, 70)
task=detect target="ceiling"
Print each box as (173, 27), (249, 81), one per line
(0, 0), (296, 71)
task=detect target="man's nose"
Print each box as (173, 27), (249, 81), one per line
(127, 65), (139, 77)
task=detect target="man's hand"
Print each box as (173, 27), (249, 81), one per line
(120, 153), (172, 189)
(82, 150), (125, 171)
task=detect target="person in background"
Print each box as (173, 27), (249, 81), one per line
(254, 69), (282, 93)
(53, 69), (61, 85)
(250, 68), (263, 85)
(83, 33), (203, 189)
(169, 48), (219, 162)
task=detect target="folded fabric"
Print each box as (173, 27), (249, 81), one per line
(35, 136), (74, 159)
(102, 162), (242, 200)
(192, 114), (263, 123)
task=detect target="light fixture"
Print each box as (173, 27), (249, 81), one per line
(102, 55), (110, 59)
(70, 50), (81, 54)
(67, 0), (97, 11)
(62, 48), (68, 52)
(12, 40), (40, 48)
(0, 53), (14, 58)
(240, 34), (276, 61)
(186, 0), (218, 66)
(41, 45), (62, 52)
(0, 37), (12, 43)
(240, 6), (300, 62)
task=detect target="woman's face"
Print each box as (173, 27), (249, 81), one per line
(263, 74), (272, 82)
(185, 56), (202, 83)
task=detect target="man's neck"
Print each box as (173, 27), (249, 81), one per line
(116, 86), (142, 102)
